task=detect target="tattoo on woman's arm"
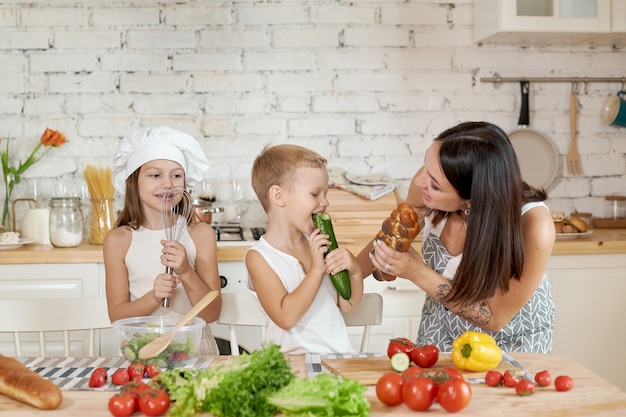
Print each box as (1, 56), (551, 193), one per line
(435, 283), (492, 326)
(459, 301), (492, 327)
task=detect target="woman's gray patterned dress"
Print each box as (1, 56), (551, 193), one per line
(415, 202), (555, 353)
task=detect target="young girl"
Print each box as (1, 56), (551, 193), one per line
(104, 126), (222, 355)
(246, 144), (364, 354)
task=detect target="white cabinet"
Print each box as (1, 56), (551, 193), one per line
(0, 263), (118, 357)
(547, 254), (626, 392)
(473, 0), (626, 45)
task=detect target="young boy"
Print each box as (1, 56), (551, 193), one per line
(246, 144), (364, 354)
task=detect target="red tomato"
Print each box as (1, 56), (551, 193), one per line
(122, 380), (151, 397)
(108, 392), (136, 417)
(402, 376), (437, 412)
(375, 372), (404, 407)
(534, 370), (551, 387)
(426, 367), (464, 385)
(485, 370), (503, 387)
(409, 344), (439, 368)
(503, 369), (523, 388)
(127, 362), (145, 381)
(88, 367), (107, 388)
(401, 366), (425, 383)
(437, 378), (472, 413)
(138, 388), (171, 416)
(145, 364), (161, 379)
(387, 337), (416, 359)
(515, 379), (536, 396)
(554, 375), (574, 392)
(111, 369), (130, 386)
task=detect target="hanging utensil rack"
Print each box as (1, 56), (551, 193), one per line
(481, 73), (626, 89)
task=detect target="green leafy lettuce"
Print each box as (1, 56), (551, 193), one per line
(154, 343), (295, 417)
(267, 373), (371, 417)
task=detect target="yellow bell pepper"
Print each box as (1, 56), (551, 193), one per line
(452, 331), (502, 372)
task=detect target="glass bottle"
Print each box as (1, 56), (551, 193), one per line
(49, 197), (83, 248)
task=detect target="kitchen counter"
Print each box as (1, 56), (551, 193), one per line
(1, 228), (625, 265)
(1, 353), (625, 416)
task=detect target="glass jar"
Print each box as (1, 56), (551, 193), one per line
(49, 197), (83, 248)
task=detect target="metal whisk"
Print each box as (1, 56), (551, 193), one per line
(160, 186), (194, 308)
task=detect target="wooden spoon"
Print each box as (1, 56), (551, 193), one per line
(138, 290), (220, 360)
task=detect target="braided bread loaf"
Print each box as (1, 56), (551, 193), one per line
(372, 202), (420, 281)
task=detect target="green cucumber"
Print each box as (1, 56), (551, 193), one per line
(312, 212), (352, 304)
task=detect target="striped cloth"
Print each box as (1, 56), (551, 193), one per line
(18, 356), (214, 391)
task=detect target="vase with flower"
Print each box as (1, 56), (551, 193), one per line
(1, 128), (68, 231)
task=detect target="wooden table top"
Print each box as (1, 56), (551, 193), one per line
(1, 228), (626, 265)
(1, 353), (625, 416)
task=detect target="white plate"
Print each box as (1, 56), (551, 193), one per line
(0, 238), (36, 250)
(509, 128), (560, 189)
(555, 230), (593, 239)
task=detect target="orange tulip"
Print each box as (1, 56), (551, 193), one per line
(40, 128), (68, 147)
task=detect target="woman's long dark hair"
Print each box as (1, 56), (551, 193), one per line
(430, 122), (546, 306)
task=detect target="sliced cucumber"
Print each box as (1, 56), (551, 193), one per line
(390, 352), (410, 372)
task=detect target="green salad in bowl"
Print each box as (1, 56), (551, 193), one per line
(113, 316), (204, 368)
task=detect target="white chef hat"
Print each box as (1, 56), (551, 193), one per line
(112, 126), (209, 193)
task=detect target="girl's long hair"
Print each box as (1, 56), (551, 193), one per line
(429, 122), (546, 305)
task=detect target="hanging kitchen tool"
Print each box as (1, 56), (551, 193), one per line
(508, 81), (560, 189)
(567, 83), (583, 175)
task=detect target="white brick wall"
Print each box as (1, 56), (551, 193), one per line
(0, 0), (624, 219)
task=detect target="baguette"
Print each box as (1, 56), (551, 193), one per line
(0, 355), (62, 410)
(373, 202), (420, 281)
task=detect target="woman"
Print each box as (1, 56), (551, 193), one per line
(357, 121), (555, 353)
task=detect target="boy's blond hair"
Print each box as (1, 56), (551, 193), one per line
(251, 144), (327, 212)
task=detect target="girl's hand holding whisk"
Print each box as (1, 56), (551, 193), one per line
(160, 239), (191, 275)
(153, 272), (179, 300)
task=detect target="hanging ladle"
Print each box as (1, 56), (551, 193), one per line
(138, 290), (220, 360)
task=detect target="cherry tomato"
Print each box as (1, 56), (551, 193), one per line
(409, 344), (439, 368)
(375, 372), (404, 407)
(401, 366), (425, 382)
(515, 379), (536, 396)
(108, 392), (136, 417)
(138, 388), (171, 416)
(387, 337), (416, 359)
(127, 362), (145, 381)
(555, 375), (574, 392)
(111, 368), (130, 385)
(503, 369), (523, 388)
(534, 370), (551, 387)
(88, 367), (107, 388)
(437, 378), (472, 413)
(485, 370), (503, 387)
(145, 364), (161, 378)
(402, 376), (437, 412)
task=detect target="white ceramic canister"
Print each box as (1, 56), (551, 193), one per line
(21, 208), (51, 244)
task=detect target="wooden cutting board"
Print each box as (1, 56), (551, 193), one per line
(322, 354), (516, 385)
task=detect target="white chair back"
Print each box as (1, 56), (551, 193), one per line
(0, 297), (112, 357)
(341, 293), (383, 352)
(217, 292), (267, 356)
